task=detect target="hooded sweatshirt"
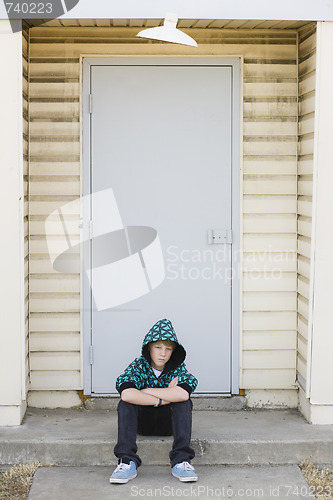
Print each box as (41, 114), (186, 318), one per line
(116, 318), (198, 396)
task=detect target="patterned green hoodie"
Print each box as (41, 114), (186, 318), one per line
(116, 319), (198, 395)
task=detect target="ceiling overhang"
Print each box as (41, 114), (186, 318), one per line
(2, 0), (333, 22)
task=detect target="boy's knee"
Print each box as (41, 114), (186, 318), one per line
(117, 399), (138, 414)
(171, 398), (193, 410)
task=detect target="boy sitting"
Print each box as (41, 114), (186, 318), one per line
(110, 318), (198, 484)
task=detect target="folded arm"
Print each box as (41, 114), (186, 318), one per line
(121, 388), (161, 406)
(141, 385), (189, 402)
(120, 376), (189, 405)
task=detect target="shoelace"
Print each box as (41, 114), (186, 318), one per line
(178, 462), (194, 471)
(114, 462), (131, 473)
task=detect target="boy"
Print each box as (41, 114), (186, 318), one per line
(110, 318), (198, 484)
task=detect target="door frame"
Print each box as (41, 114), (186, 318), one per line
(81, 56), (241, 396)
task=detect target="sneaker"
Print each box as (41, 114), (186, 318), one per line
(172, 461), (198, 482)
(109, 460), (137, 484)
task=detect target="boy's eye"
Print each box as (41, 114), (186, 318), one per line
(153, 345), (172, 351)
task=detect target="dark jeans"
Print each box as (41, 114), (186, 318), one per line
(114, 398), (195, 468)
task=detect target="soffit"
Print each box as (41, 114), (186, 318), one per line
(26, 18), (312, 30)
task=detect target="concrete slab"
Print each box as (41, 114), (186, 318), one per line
(85, 396), (247, 411)
(1, 408), (333, 466)
(28, 465), (313, 500)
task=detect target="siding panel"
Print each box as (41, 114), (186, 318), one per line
(243, 214), (296, 233)
(30, 332), (80, 351)
(30, 352), (80, 371)
(30, 371), (80, 390)
(243, 331), (296, 350)
(243, 311), (296, 331)
(242, 369), (296, 389)
(243, 275), (296, 292)
(243, 253), (296, 272)
(243, 292), (296, 311)
(244, 159), (296, 175)
(243, 350), (296, 369)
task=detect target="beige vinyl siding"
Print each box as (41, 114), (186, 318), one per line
(297, 23), (317, 392)
(22, 22), (30, 394)
(27, 24), (300, 393)
(242, 33), (298, 390)
(28, 26), (81, 392)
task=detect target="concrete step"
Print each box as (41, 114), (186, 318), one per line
(28, 465), (314, 500)
(84, 395), (247, 411)
(1, 408), (333, 467)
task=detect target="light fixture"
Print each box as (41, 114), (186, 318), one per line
(136, 13), (198, 47)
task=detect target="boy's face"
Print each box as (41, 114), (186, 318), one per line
(149, 341), (174, 371)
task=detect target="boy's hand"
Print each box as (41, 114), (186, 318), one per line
(168, 376), (178, 388)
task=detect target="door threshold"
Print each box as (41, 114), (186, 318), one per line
(84, 394), (246, 411)
(192, 393), (232, 398)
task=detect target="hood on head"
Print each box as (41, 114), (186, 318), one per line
(142, 318), (186, 373)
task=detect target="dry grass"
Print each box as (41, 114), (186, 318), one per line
(0, 462), (41, 500)
(300, 458), (333, 499)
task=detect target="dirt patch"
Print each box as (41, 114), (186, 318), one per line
(0, 462), (41, 500)
(300, 458), (333, 499)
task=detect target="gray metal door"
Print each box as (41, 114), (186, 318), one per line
(86, 59), (237, 394)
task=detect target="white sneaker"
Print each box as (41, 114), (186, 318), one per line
(172, 461), (198, 482)
(109, 460), (137, 484)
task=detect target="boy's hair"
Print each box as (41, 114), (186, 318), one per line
(149, 339), (176, 351)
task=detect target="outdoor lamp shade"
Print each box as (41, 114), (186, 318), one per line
(136, 13), (198, 47)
